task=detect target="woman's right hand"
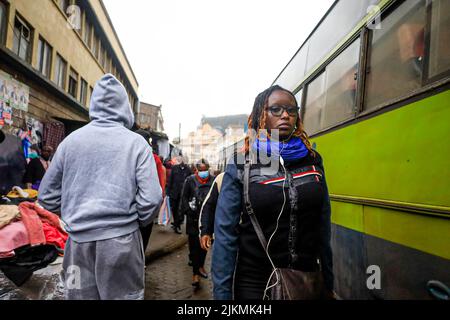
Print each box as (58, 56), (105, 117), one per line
(200, 235), (212, 250)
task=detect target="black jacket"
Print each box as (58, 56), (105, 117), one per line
(167, 163), (192, 200)
(212, 151), (334, 299)
(180, 174), (213, 235)
(24, 158), (46, 184)
(199, 181), (219, 237)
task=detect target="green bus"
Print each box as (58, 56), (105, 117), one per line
(272, 0), (450, 299)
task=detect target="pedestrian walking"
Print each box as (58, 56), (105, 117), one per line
(37, 74), (162, 300)
(180, 158), (214, 289)
(211, 85), (336, 300)
(167, 156), (192, 234)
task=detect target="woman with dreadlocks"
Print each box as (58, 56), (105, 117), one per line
(211, 85), (335, 300)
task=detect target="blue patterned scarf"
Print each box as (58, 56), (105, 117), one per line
(251, 136), (309, 162)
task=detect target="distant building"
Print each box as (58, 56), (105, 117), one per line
(136, 102), (164, 132)
(180, 114), (248, 169)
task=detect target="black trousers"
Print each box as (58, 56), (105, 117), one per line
(139, 222), (154, 253)
(188, 234), (207, 276)
(171, 198), (183, 227)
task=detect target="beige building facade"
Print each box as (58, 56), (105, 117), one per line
(0, 0), (138, 141)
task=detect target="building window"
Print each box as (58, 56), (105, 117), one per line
(99, 44), (105, 67)
(92, 32), (99, 58)
(80, 78), (88, 106)
(0, 2), (7, 45)
(83, 17), (92, 48)
(68, 68), (78, 98)
(59, 0), (70, 15)
(37, 37), (52, 78)
(364, 0), (427, 112)
(54, 53), (67, 89)
(89, 86), (93, 104)
(428, 0), (450, 79)
(106, 54), (112, 73)
(12, 16), (32, 62)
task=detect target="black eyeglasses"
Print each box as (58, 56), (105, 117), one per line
(267, 105), (299, 117)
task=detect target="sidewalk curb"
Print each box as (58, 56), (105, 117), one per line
(145, 234), (188, 265)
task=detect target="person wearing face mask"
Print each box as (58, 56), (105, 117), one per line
(180, 158), (214, 289)
(24, 145), (54, 190)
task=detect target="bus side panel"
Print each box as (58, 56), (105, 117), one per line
(331, 202), (450, 299)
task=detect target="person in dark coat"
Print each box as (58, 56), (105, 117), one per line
(167, 156), (192, 233)
(24, 145), (53, 190)
(180, 158), (214, 289)
(212, 85), (336, 300)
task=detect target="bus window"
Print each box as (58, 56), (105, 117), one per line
(322, 39), (360, 129)
(364, 0), (427, 112)
(304, 71), (326, 135)
(295, 89), (303, 112)
(303, 39), (360, 135)
(429, 0), (450, 79)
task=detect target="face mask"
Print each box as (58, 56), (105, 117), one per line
(198, 171), (209, 179)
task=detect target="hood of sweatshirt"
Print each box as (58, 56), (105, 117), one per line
(89, 74), (134, 129)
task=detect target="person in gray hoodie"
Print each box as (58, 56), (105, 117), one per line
(37, 74), (162, 300)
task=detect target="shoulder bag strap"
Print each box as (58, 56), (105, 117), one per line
(244, 157), (268, 251)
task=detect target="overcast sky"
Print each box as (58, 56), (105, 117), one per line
(102, 0), (335, 141)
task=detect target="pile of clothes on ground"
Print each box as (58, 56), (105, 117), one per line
(0, 200), (68, 286)
(1, 186), (38, 205)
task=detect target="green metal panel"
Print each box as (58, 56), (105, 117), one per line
(314, 90), (450, 208)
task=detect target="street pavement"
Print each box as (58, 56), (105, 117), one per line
(0, 221), (211, 300)
(145, 223), (213, 300)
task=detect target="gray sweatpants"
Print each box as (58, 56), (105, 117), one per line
(62, 229), (145, 300)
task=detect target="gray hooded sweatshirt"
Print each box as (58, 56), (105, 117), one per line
(38, 74), (162, 243)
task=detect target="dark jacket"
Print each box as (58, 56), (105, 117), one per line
(211, 151), (333, 300)
(167, 163), (192, 200)
(199, 172), (224, 237)
(180, 174), (213, 236)
(24, 158), (47, 185)
(199, 182), (219, 237)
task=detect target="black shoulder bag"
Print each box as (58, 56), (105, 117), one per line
(243, 160), (325, 300)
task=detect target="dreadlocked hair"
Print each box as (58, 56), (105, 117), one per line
(243, 85), (315, 156)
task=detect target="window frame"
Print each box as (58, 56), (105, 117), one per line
(68, 67), (78, 99)
(83, 14), (92, 48)
(0, 1), (8, 46)
(422, 0), (450, 84)
(359, 0), (447, 118)
(301, 35), (362, 136)
(12, 15), (33, 63)
(54, 53), (67, 90)
(285, 0), (450, 139)
(80, 77), (88, 106)
(37, 36), (53, 78)
(59, 0), (70, 17)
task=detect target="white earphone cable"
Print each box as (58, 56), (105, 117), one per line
(263, 137), (289, 299)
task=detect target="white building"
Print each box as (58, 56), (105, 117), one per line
(179, 114), (248, 169)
